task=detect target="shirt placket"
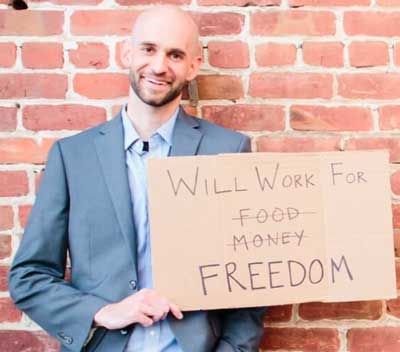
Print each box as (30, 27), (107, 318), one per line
(122, 109), (180, 352)
(141, 139), (162, 351)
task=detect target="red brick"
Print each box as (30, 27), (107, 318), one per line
(393, 204), (400, 229)
(264, 305), (292, 323)
(0, 206), (13, 231)
(390, 173), (400, 201)
(202, 105), (284, 132)
(0, 331), (59, 352)
(347, 327), (400, 352)
(0, 138), (55, 164)
(0, 10), (63, 36)
(0, 106), (17, 131)
(0, 43), (16, 67)
(197, 75), (244, 100)
(23, 105), (106, 131)
(303, 42), (344, 67)
(251, 11), (335, 36)
(387, 297), (400, 318)
(250, 73), (333, 99)
(255, 43), (297, 66)
(71, 10), (138, 35)
(0, 298), (22, 323)
(112, 104), (123, 117)
(35, 170), (44, 194)
(290, 0), (369, 5)
(394, 229), (400, 257)
(256, 136), (340, 152)
(0, 236), (11, 260)
(73, 73), (129, 99)
(0, 171), (28, 197)
(193, 12), (244, 35)
(19, 205), (32, 229)
(115, 41), (126, 69)
(65, 267), (71, 282)
(199, 0), (280, 6)
(290, 105), (372, 131)
(0, 266), (8, 291)
(22, 42), (63, 69)
(299, 301), (383, 320)
(345, 12), (400, 36)
(69, 42), (109, 69)
(393, 43), (400, 67)
(0, 74), (67, 99)
(339, 74), (400, 99)
(392, 170), (400, 196)
(346, 138), (400, 163)
(182, 105), (198, 117)
(193, 12), (244, 36)
(380, 106), (400, 130)
(208, 41), (249, 69)
(261, 328), (340, 352)
(34, 0), (102, 3)
(116, 0), (189, 4)
(377, 0), (400, 4)
(349, 41), (389, 67)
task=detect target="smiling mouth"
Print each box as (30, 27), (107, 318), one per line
(142, 76), (171, 86)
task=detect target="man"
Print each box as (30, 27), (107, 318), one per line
(9, 6), (266, 352)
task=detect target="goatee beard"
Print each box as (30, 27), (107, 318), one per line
(129, 71), (186, 107)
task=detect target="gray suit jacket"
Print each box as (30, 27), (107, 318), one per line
(9, 107), (267, 352)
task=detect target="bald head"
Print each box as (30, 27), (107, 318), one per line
(131, 6), (201, 57)
(121, 5), (202, 109)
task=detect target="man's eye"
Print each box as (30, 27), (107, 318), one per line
(142, 47), (154, 53)
(171, 53), (182, 61)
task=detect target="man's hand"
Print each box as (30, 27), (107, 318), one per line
(93, 288), (183, 330)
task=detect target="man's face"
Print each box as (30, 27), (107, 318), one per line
(128, 43), (191, 107)
(124, 13), (201, 108)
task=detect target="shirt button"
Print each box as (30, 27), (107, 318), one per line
(129, 280), (137, 290)
(120, 329), (128, 335)
(149, 330), (155, 336)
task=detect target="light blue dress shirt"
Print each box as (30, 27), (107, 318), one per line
(121, 106), (183, 352)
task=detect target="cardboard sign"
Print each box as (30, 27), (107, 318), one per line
(147, 150), (396, 310)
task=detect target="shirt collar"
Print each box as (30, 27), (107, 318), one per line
(121, 105), (179, 151)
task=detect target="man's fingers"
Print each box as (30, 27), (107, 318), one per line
(136, 313), (154, 327)
(141, 303), (169, 322)
(155, 305), (170, 321)
(169, 302), (183, 320)
(140, 303), (158, 317)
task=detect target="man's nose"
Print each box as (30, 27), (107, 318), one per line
(150, 53), (168, 74)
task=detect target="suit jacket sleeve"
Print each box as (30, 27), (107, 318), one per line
(8, 141), (110, 352)
(216, 135), (267, 352)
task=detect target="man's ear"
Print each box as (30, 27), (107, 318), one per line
(120, 39), (133, 69)
(186, 55), (202, 82)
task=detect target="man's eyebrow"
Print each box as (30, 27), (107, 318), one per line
(139, 41), (157, 47)
(168, 48), (187, 57)
(135, 41), (187, 56)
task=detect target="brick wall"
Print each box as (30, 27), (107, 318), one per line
(1, 0), (400, 351)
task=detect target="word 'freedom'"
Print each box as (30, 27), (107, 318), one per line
(198, 256), (353, 296)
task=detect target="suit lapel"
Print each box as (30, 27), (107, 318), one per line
(170, 107), (203, 157)
(93, 113), (137, 270)
(91, 107), (203, 274)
